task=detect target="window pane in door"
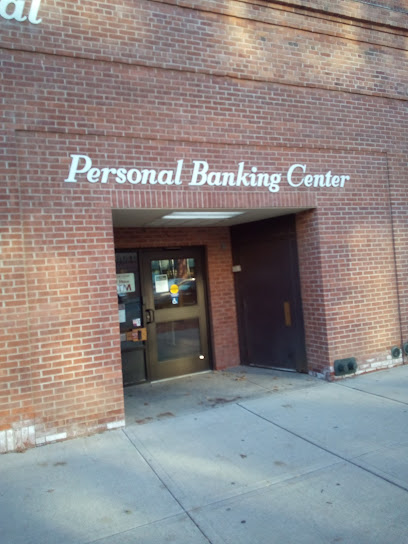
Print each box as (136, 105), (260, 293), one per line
(157, 318), (201, 362)
(151, 258), (197, 309)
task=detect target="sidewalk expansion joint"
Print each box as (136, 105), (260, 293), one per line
(84, 513), (190, 544)
(237, 403), (408, 494)
(334, 382), (408, 406)
(122, 428), (213, 544)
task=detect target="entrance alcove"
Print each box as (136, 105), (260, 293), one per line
(112, 207), (310, 403)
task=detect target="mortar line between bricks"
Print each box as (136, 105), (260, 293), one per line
(150, 0), (408, 43)
(122, 428), (213, 544)
(12, 128), (391, 156)
(2, 45), (408, 104)
(237, 403), (408, 494)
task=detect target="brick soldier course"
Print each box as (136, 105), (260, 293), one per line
(1, 0), (407, 452)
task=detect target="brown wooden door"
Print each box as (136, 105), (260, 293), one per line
(231, 216), (307, 372)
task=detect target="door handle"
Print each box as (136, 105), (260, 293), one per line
(145, 309), (155, 324)
(283, 301), (292, 327)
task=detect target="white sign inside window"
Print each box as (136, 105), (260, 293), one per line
(118, 304), (126, 324)
(117, 273), (136, 295)
(155, 274), (169, 294)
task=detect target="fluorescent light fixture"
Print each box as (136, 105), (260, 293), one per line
(162, 211), (244, 220)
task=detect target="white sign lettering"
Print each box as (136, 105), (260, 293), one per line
(189, 160), (282, 193)
(0, 0), (42, 24)
(65, 154), (184, 186)
(64, 154), (350, 193)
(287, 164), (349, 188)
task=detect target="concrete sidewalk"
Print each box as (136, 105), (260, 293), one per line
(1, 366), (408, 543)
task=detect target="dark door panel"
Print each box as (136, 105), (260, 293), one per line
(232, 215), (307, 372)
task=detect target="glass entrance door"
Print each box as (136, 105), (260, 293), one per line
(116, 251), (147, 385)
(140, 248), (210, 381)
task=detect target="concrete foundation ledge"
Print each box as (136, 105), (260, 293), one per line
(310, 356), (405, 382)
(0, 424), (36, 453)
(1, 419), (126, 454)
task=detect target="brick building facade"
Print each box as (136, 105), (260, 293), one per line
(1, 0), (407, 452)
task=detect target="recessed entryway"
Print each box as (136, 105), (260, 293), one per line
(113, 207), (311, 392)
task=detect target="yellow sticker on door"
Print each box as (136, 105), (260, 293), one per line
(170, 284), (179, 295)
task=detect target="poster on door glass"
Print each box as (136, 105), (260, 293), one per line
(155, 274), (169, 294)
(117, 273), (136, 294)
(118, 304), (126, 323)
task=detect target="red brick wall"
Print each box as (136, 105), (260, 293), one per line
(296, 153), (401, 379)
(3, 1), (408, 98)
(387, 154), (408, 341)
(14, 133), (402, 380)
(1, 0), (407, 450)
(0, 129), (34, 449)
(265, 0), (408, 29)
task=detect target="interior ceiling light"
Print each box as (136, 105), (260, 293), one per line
(162, 211), (244, 220)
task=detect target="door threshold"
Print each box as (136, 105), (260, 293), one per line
(249, 364), (297, 373)
(151, 370), (212, 384)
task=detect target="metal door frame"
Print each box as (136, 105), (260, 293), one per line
(140, 247), (211, 381)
